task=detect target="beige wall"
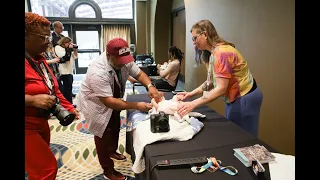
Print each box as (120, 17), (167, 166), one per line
(148, 0), (157, 55)
(135, 1), (147, 54)
(184, 0), (295, 155)
(153, 0), (173, 64)
(172, 0), (185, 10)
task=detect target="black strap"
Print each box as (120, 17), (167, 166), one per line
(25, 51), (55, 95)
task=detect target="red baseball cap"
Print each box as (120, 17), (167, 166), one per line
(106, 38), (134, 64)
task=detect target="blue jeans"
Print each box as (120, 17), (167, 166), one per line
(225, 87), (263, 137)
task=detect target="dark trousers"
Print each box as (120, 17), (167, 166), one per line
(225, 87), (263, 137)
(94, 77), (121, 174)
(151, 78), (175, 90)
(59, 74), (73, 104)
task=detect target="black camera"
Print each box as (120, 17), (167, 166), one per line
(59, 48), (73, 63)
(72, 44), (78, 49)
(39, 98), (75, 126)
(50, 103), (75, 126)
(150, 111), (170, 133)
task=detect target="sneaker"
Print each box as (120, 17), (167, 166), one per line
(110, 152), (127, 161)
(103, 170), (127, 180)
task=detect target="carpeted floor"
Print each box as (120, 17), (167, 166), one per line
(25, 80), (139, 180)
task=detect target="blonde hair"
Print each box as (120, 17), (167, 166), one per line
(57, 37), (72, 48)
(191, 20), (235, 48)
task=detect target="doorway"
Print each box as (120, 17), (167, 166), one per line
(71, 24), (101, 74)
(171, 8), (186, 82)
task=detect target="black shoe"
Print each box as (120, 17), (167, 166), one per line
(110, 152), (127, 161)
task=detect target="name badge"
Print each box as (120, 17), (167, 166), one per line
(203, 91), (209, 97)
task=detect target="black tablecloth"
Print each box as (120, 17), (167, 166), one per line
(125, 93), (277, 180)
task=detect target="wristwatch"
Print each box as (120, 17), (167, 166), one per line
(147, 82), (156, 90)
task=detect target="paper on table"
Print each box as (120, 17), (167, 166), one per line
(269, 152), (295, 180)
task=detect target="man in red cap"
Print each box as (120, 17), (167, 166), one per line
(77, 38), (162, 180)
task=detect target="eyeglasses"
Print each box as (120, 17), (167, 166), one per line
(192, 32), (204, 42)
(29, 32), (52, 42)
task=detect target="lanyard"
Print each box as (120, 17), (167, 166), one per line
(25, 52), (55, 95)
(191, 157), (238, 176)
(39, 63), (53, 91)
(207, 48), (217, 90)
(115, 70), (124, 98)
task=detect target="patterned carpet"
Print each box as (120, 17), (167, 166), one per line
(26, 81), (139, 180)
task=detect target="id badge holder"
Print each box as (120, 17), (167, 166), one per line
(203, 91), (209, 97)
(252, 160), (265, 179)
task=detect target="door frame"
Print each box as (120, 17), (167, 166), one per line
(170, 6), (185, 82)
(71, 24), (101, 74)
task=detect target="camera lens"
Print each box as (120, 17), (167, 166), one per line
(53, 104), (75, 126)
(158, 119), (168, 128)
(59, 114), (76, 126)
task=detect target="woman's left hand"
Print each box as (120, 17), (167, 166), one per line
(73, 109), (80, 120)
(177, 101), (196, 117)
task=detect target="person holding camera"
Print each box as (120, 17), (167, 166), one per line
(77, 38), (162, 180)
(25, 12), (80, 180)
(54, 36), (78, 105)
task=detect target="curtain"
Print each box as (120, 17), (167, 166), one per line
(100, 24), (131, 52)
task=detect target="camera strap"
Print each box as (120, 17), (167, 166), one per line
(25, 51), (55, 95)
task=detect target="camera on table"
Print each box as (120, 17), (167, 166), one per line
(39, 98), (75, 126)
(150, 111), (170, 133)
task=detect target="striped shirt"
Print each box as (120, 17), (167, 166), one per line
(77, 52), (141, 138)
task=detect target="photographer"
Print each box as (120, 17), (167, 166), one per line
(54, 37), (78, 105)
(25, 12), (80, 179)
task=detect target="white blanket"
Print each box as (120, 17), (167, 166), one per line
(128, 113), (204, 174)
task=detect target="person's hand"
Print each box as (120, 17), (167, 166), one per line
(32, 94), (56, 110)
(148, 87), (163, 103)
(73, 109), (80, 120)
(177, 101), (196, 117)
(175, 94), (185, 101)
(53, 57), (60, 63)
(137, 102), (153, 112)
(177, 92), (193, 101)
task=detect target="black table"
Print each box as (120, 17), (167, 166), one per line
(125, 93), (277, 180)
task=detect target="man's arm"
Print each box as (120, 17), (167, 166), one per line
(98, 97), (141, 111)
(135, 71), (152, 87)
